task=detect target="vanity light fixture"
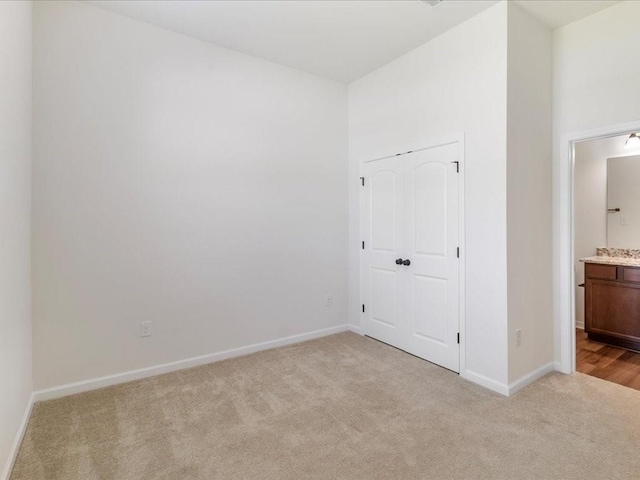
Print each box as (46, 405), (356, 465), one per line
(625, 133), (640, 150)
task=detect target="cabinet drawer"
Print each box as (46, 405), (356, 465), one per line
(623, 267), (640, 283)
(585, 263), (617, 280)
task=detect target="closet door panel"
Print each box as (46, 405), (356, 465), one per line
(361, 157), (405, 349)
(403, 143), (460, 373)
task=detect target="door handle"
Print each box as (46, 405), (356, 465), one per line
(395, 258), (404, 265)
(402, 259), (411, 266)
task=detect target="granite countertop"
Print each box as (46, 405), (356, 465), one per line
(579, 256), (640, 267)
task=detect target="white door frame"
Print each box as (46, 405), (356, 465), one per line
(359, 133), (466, 374)
(555, 120), (640, 374)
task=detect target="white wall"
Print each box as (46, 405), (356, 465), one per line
(553, 2), (640, 138)
(0, 1), (33, 477)
(506, 2), (553, 383)
(553, 0), (640, 366)
(607, 154), (640, 248)
(573, 135), (630, 329)
(349, 3), (510, 388)
(33, 1), (348, 390)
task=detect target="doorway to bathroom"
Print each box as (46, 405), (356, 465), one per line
(572, 130), (640, 390)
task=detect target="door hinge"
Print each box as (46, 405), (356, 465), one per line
(451, 161), (459, 173)
(362, 241), (365, 250)
(457, 333), (460, 344)
(362, 304), (365, 313)
(360, 177), (365, 186)
(457, 247), (460, 258)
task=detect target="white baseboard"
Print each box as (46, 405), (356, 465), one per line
(576, 321), (584, 330)
(554, 360), (571, 374)
(1, 393), (34, 480)
(462, 361), (556, 397)
(507, 362), (555, 396)
(461, 369), (509, 396)
(347, 324), (362, 335)
(33, 324), (351, 402)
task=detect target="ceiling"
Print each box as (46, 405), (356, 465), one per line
(513, 0), (620, 29)
(86, 0), (621, 84)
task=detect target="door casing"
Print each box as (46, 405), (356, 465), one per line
(556, 121), (640, 374)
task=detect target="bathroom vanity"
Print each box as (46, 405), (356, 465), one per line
(581, 249), (640, 352)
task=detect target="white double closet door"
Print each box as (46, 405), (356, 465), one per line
(361, 142), (460, 373)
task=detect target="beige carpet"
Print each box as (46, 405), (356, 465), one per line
(11, 333), (640, 479)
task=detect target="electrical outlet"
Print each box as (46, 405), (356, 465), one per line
(516, 329), (522, 346)
(325, 295), (334, 307)
(140, 321), (152, 337)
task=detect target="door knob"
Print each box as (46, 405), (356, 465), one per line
(402, 259), (411, 266)
(395, 258), (404, 265)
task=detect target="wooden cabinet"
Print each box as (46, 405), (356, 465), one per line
(585, 262), (640, 351)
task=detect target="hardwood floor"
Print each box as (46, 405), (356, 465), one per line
(577, 328), (640, 390)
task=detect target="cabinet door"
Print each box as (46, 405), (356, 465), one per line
(586, 279), (640, 341)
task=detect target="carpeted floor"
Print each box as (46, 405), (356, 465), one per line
(11, 333), (640, 479)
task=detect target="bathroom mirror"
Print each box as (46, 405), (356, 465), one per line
(607, 155), (640, 247)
